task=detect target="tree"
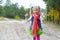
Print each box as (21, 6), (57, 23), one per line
(5, 0), (11, 6)
(43, 0), (60, 24)
(0, 0), (3, 4)
(19, 6), (26, 19)
(0, 6), (3, 16)
(25, 8), (30, 13)
(0, 0), (27, 19)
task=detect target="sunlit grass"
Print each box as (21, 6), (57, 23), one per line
(0, 16), (4, 18)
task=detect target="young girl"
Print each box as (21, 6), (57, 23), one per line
(27, 6), (43, 40)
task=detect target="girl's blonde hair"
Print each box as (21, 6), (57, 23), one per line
(30, 6), (40, 16)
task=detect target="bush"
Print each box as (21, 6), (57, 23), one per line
(0, 16), (4, 18)
(14, 15), (20, 19)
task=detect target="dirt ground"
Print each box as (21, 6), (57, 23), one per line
(0, 20), (60, 40)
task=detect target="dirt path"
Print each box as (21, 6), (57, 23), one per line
(0, 20), (60, 40)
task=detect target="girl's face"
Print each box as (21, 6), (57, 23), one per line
(33, 7), (39, 14)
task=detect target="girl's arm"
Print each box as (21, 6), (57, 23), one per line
(27, 16), (32, 22)
(39, 16), (43, 30)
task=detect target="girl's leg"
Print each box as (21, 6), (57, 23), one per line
(37, 35), (40, 40)
(33, 35), (36, 40)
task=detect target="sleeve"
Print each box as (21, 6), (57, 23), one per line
(39, 16), (43, 30)
(27, 16), (32, 22)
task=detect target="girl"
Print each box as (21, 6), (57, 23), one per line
(27, 6), (43, 40)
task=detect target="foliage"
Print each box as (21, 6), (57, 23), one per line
(0, 0), (28, 19)
(19, 6), (26, 19)
(43, 0), (60, 24)
(14, 15), (20, 19)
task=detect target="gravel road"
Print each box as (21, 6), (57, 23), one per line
(0, 20), (60, 40)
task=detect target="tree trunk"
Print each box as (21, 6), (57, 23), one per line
(52, 16), (54, 23)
